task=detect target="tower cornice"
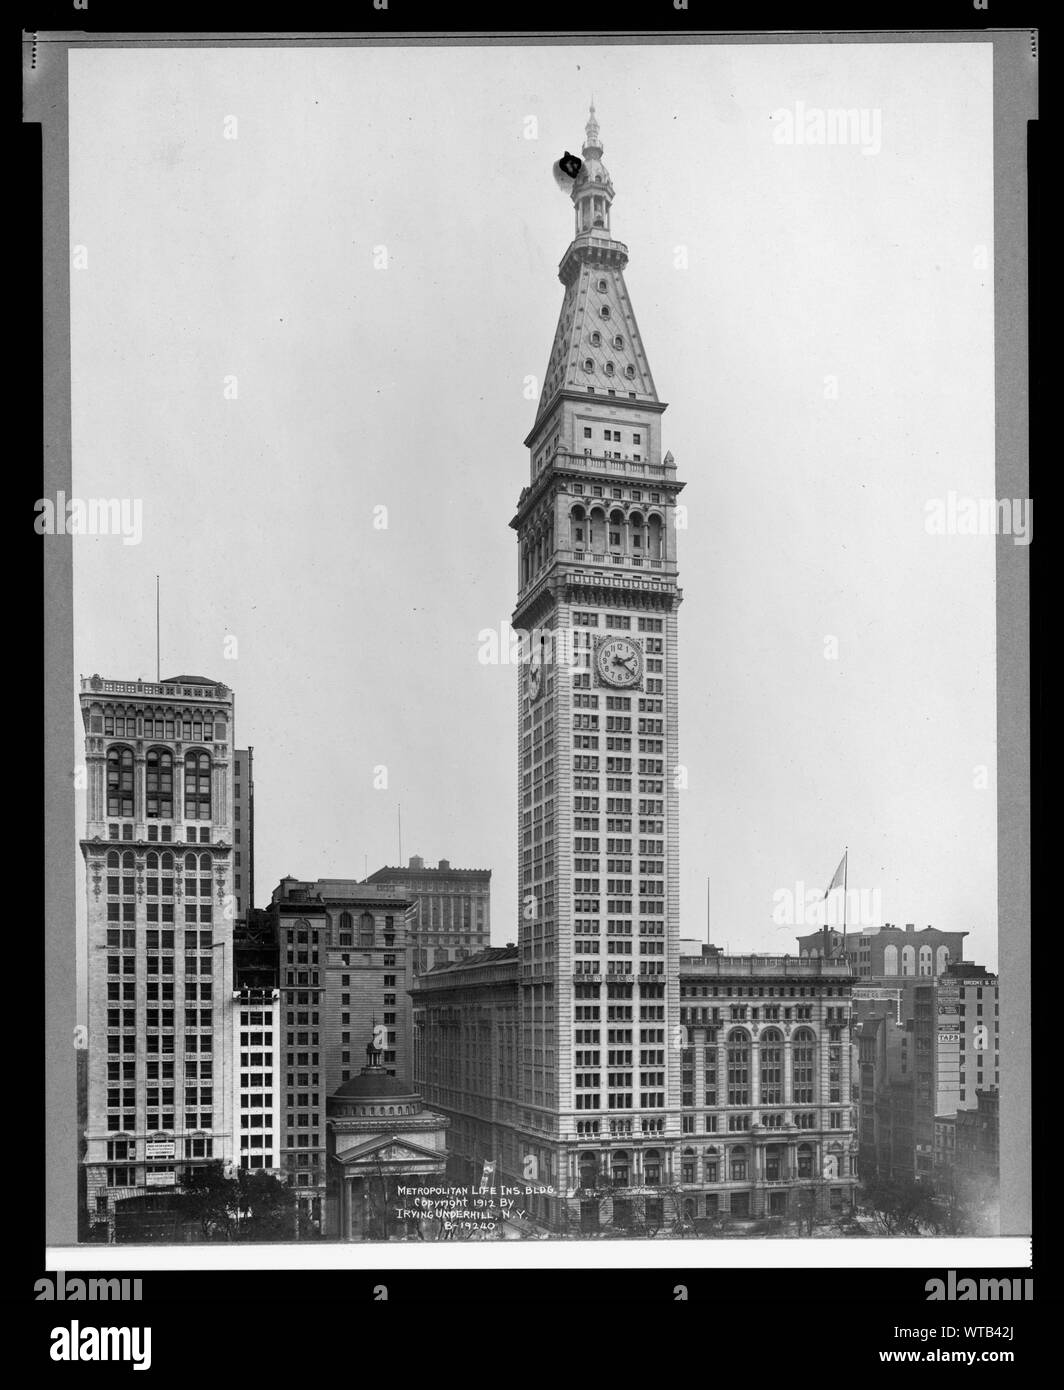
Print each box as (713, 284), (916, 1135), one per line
(524, 393), (667, 451)
(511, 450), (685, 528)
(558, 234), (629, 286)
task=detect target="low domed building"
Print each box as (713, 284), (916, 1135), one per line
(325, 1037), (449, 1240)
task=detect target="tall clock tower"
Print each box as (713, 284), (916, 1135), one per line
(510, 106), (687, 1220)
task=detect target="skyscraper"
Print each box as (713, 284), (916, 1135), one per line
(79, 674), (237, 1233)
(510, 105), (685, 1160)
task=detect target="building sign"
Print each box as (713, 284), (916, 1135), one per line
(145, 1170), (176, 1186)
(851, 987), (902, 1023)
(145, 1141), (175, 1159)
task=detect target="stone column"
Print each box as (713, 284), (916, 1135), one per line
(783, 1037), (794, 1107)
(750, 1036), (760, 1109)
(87, 755), (106, 824)
(135, 753), (146, 827)
(173, 755), (184, 824)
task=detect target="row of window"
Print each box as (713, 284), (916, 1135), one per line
(106, 747), (213, 819)
(105, 824), (216, 843)
(105, 851), (214, 870)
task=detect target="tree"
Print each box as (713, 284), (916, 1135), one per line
(797, 1186), (820, 1238)
(172, 1163), (297, 1242)
(861, 1174), (942, 1235)
(174, 1162), (236, 1241)
(233, 1169), (296, 1240)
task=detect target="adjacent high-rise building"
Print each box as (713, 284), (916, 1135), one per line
(414, 947), (857, 1228)
(79, 673), (237, 1232)
(853, 960), (999, 1186)
(267, 875), (417, 1233)
(363, 856), (491, 971)
(233, 746), (255, 919)
(509, 104), (686, 1177)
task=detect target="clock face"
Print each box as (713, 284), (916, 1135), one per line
(596, 636), (643, 688)
(527, 656), (544, 701)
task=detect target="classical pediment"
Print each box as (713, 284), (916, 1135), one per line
(333, 1134), (445, 1168)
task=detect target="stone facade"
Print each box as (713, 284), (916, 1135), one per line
(507, 106), (687, 1218)
(413, 949), (857, 1230)
(324, 1046), (449, 1240)
(267, 876), (416, 1233)
(363, 856), (491, 972)
(79, 673), (237, 1236)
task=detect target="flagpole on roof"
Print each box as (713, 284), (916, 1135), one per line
(842, 847), (848, 963)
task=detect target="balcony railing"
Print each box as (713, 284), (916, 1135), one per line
(554, 450), (672, 480)
(680, 955), (853, 978)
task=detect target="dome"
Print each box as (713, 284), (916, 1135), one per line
(576, 156), (611, 189)
(332, 1071), (418, 1101)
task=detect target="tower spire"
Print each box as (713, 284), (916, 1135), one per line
(584, 99), (602, 157)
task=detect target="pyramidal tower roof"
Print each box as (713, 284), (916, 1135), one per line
(535, 104), (659, 426)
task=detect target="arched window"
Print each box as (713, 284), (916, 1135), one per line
(883, 944), (898, 976)
(729, 1146), (748, 1181)
(106, 851), (120, 869)
(608, 508), (625, 551)
(161, 852), (174, 872)
(648, 514), (663, 560)
(919, 944), (933, 976)
(611, 1150), (629, 1187)
(106, 747), (134, 818)
(760, 1027), (783, 1104)
(629, 510), (645, 554)
(901, 945), (916, 976)
(184, 853), (198, 872)
(644, 1148), (661, 1184)
(146, 852), (158, 871)
(589, 507), (606, 552)
(199, 852), (212, 872)
(184, 751), (211, 821)
(797, 1142), (814, 1179)
(145, 748), (173, 819)
(570, 505), (586, 550)
(726, 1029), (750, 1105)
(936, 946), (950, 975)
(121, 850), (135, 870)
(792, 1027), (817, 1105)
(359, 912), (374, 947)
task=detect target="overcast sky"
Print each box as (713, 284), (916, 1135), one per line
(69, 39), (997, 985)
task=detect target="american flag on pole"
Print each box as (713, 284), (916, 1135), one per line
(824, 851), (847, 900)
